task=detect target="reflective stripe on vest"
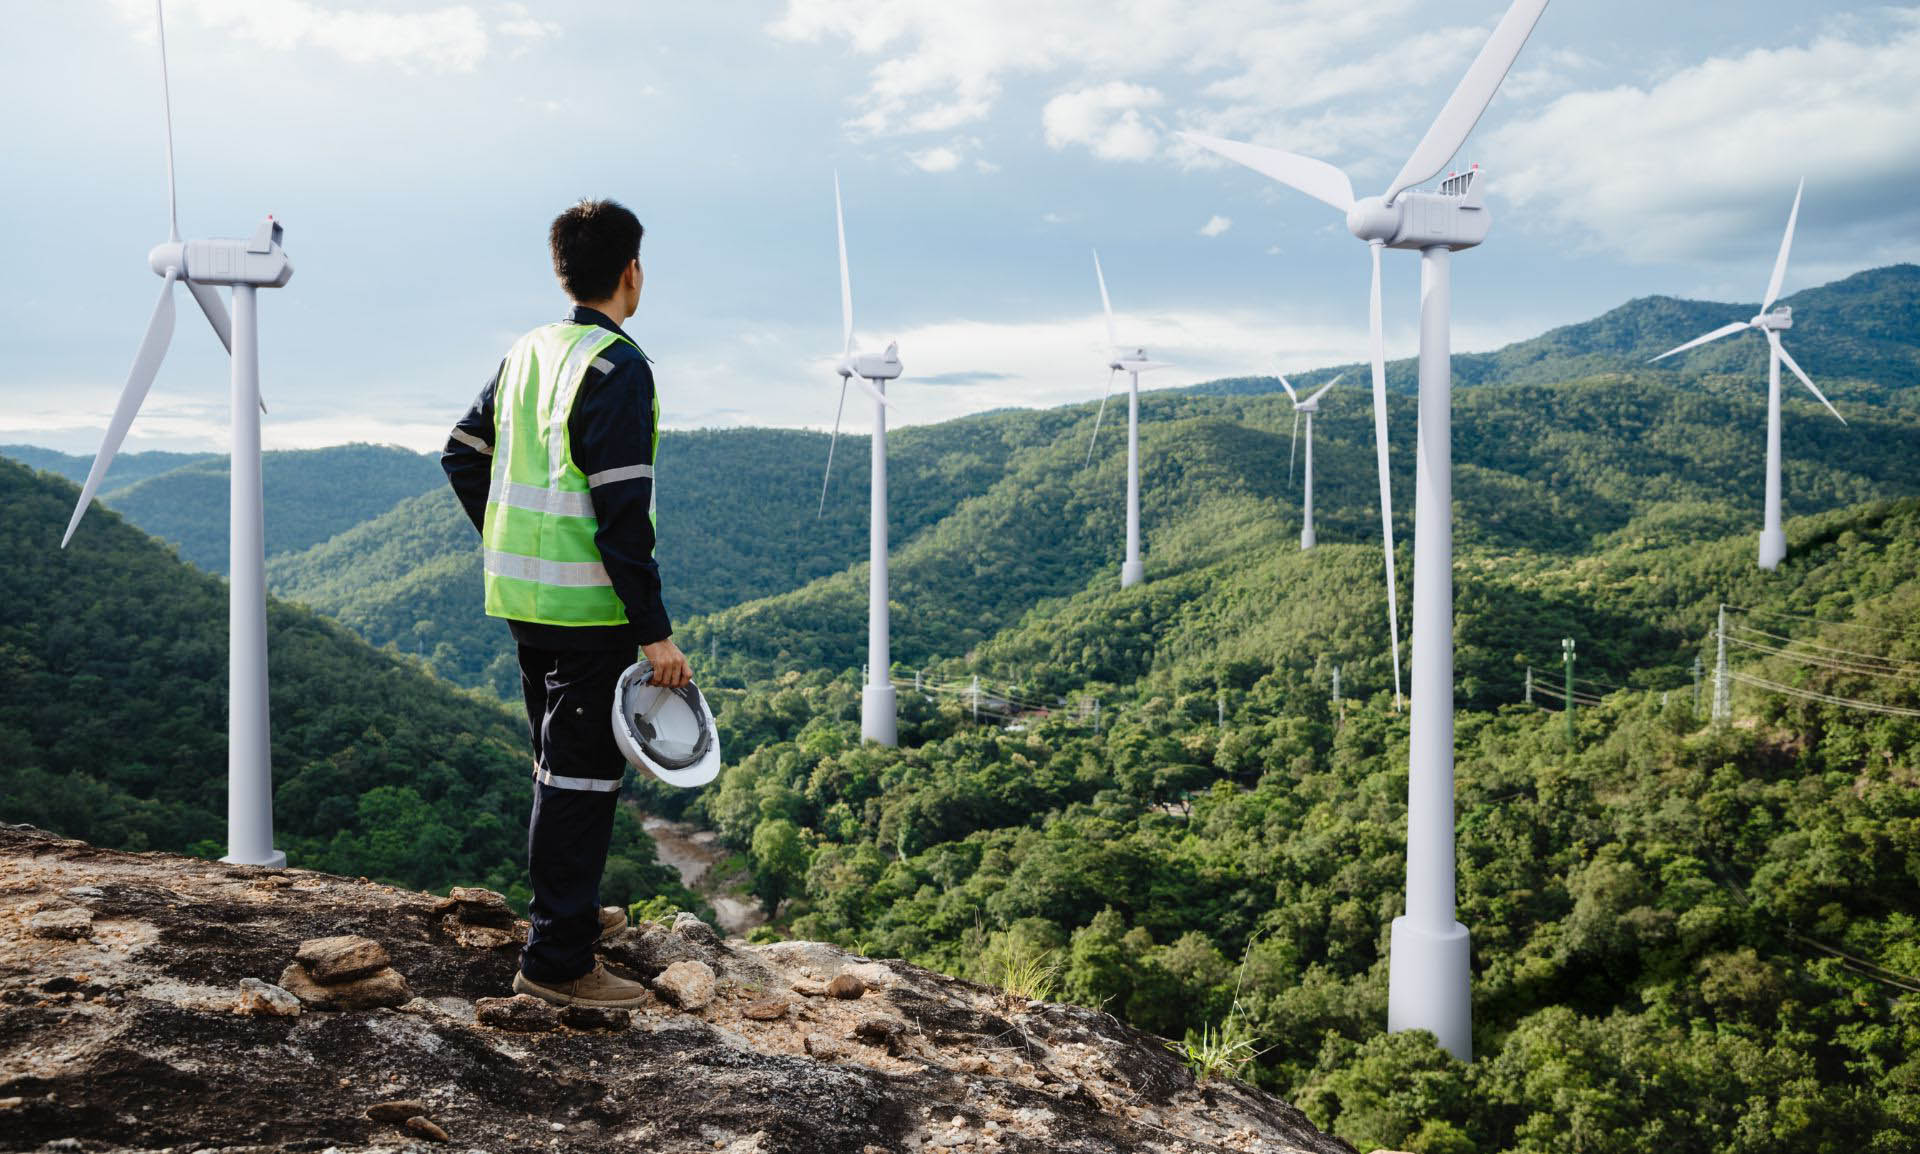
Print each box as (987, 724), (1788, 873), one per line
(481, 323), (651, 627)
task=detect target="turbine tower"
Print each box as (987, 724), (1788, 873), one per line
(817, 173), (902, 745)
(61, 0), (292, 868)
(1651, 180), (1844, 571)
(1280, 372), (1342, 550)
(1184, 0), (1552, 1061)
(1085, 250), (1170, 588)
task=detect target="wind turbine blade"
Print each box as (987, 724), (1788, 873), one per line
(1303, 377), (1340, 406)
(63, 272), (178, 547)
(1179, 132), (1356, 213)
(1763, 178), (1803, 312)
(818, 375), (850, 517)
(835, 171), (853, 359)
(1093, 249), (1118, 350)
(186, 280), (231, 352)
(1275, 369), (1300, 406)
(1289, 410), (1300, 484)
(156, 0), (179, 243)
(1770, 332), (1844, 424)
(1383, 0), (1551, 205)
(853, 376), (891, 407)
(1368, 243), (1404, 709)
(1650, 321), (1749, 362)
(1086, 367), (1116, 466)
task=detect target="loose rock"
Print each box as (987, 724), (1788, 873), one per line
(234, 978), (301, 1018)
(852, 1014), (910, 1055)
(444, 922), (519, 950)
(278, 962), (412, 1011)
(560, 1004), (633, 1031)
(652, 960), (717, 1010)
(741, 997), (789, 1021)
(405, 1115), (451, 1142)
(364, 1099), (430, 1123)
(826, 973), (866, 1000)
(671, 911), (722, 948)
(475, 994), (561, 1032)
(790, 977), (828, 997)
(293, 935), (390, 983)
(804, 1033), (848, 1061)
(26, 907), (93, 940)
(440, 886), (515, 927)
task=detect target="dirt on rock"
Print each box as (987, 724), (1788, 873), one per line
(0, 825), (1352, 1154)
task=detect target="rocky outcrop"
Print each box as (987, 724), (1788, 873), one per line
(0, 825), (1352, 1154)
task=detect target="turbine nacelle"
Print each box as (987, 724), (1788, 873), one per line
(840, 341), (903, 381)
(1752, 306), (1792, 332)
(1347, 170), (1491, 252)
(148, 218), (293, 288)
(1110, 349), (1168, 373)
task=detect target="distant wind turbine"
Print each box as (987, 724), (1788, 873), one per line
(1085, 250), (1171, 589)
(817, 172), (902, 746)
(1279, 372), (1342, 550)
(62, 0), (293, 868)
(1651, 180), (1844, 572)
(1183, 0), (1552, 1062)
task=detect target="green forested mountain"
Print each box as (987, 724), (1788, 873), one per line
(0, 445), (220, 492)
(92, 444), (446, 573)
(666, 496), (1920, 1153)
(0, 458), (694, 913)
(1189, 263), (1920, 403)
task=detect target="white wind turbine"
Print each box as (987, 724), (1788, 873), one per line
(1085, 250), (1171, 588)
(1183, 0), (1552, 1061)
(61, 0), (293, 868)
(1279, 372), (1342, 550)
(1651, 180), (1843, 572)
(817, 172), (902, 746)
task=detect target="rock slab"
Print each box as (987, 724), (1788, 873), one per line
(277, 962), (412, 1011)
(26, 907), (92, 940)
(475, 993), (561, 1032)
(234, 978), (301, 1018)
(293, 935), (390, 983)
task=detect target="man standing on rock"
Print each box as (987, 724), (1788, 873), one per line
(442, 198), (690, 1008)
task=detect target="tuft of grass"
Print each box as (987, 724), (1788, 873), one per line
(993, 944), (1061, 1008)
(1168, 1013), (1262, 1083)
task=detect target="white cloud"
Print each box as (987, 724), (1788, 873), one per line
(1042, 82), (1164, 161)
(496, 3), (559, 42)
(1199, 214), (1233, 238)
(909, 146), (962, 173)
(771, 0), (1500, 174)
(1487, 10), (1920, 265)
(113, 0), (496, 73)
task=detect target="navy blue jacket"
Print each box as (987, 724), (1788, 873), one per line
(441, 306), (672, 649)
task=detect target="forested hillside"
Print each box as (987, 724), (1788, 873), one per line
(663, 497), (1920, 1153)
(0, 458), (695, 914)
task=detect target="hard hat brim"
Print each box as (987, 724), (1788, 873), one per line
(612, 661), (722, 789)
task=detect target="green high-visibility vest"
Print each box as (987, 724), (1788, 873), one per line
(481, 322), (655, 627)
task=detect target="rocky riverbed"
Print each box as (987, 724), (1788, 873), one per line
(640, 813), (765, 936)
(0, 825), (1354, 1154)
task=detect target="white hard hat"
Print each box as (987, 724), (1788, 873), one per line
(612, 661), (721, 788)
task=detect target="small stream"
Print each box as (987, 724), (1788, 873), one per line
(639, 813), (766, 936)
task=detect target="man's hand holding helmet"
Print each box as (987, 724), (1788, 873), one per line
(642, 638), (691, 687)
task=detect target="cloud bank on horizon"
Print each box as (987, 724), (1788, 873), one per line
(0, 0), (1914, 454)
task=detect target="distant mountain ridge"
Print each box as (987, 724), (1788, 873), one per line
(1185, 263), (1920, 401)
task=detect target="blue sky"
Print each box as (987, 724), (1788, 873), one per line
(3, 0), (1917, 454)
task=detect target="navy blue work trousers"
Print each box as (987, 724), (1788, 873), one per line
(517, 644), (632, 983)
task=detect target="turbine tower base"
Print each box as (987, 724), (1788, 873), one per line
(1120, 559), (1145, 588)
(1757, 528), (1786, 571)
(862, 682), (898, 746)
(1300, 526), (1316, 551)
(1387, 915), (1472, 1061)
(223, 848), (288, 869)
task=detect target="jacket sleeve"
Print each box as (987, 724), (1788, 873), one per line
(441, 364), (501, 534)
(570, 356), (673, 644)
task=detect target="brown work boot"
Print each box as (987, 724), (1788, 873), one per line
(513, 962), (651, 1008)
(598, 906), (628, 941)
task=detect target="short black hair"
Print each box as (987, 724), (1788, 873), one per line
(549, 199), (643, 302)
